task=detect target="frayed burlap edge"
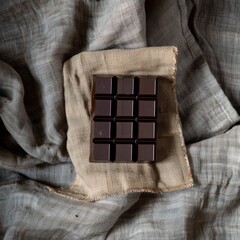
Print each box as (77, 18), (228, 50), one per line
(47, 47), (193, 202)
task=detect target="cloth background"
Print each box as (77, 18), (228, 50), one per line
(0, 0), (240, 239)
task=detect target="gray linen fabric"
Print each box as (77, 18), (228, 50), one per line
(146, 0), (239, 142)
(186, 0), (240, 113)
(1, 0), (240, 239)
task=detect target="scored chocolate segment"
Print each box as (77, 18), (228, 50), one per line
(138, 100), (156, 117)
(117, 77), (134, 95)
(94, 144), (111, 161)
(115, 144), (133, 162)
(117, 100), (134, 116)
(91, 75), (158, 163)
(94, 100), (112, 116)
(139, 77), (157, 95)
(94, 122), (111, 138)
(116, 122), (133, 138)
(138, 122), (155, 139)
(138, 144), (155, 162)
(95, 76), (113, 94)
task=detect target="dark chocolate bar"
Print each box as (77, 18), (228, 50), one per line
(90, 75), (157, 163)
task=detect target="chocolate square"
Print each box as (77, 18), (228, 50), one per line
(138, 100), (156, 117)
(116, 122), (133, 138)
(138, 122), (155, 139)
(95, 76), (112, 94)
(94, 144), (111, 161)
(117, 77), (134, 95)
(117, 100), (134, 117)
(94, 122), (111, 138)
(115, 144), (133, 162)
(138, 144), (155, 162)
(94, 100), (112, 117)
(139, 78), (157, 95)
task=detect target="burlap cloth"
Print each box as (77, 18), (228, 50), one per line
(57, 47), (193, 201)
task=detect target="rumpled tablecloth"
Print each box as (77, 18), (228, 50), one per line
(1, 0), (240, 239)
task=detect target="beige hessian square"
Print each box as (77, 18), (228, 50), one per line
(54, 47), (193, 201)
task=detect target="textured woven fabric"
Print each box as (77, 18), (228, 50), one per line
(146, 0), (240, 142)
(186, 0), (240, 113)
(1, 0), (240, 239)
(62, 47), (192, 201)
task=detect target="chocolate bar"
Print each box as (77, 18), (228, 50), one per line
(90, 75), (157, 163)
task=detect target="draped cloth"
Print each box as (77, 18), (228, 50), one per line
(1, 0), (240, 238)
(62, 47), (192, 201)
